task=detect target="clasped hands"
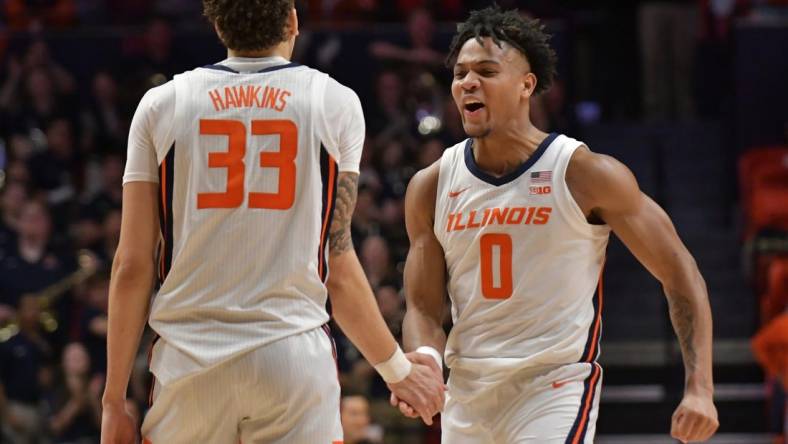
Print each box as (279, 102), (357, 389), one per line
(386, 352), (446, 425)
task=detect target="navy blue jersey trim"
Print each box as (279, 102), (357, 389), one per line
(256, 62), (301, 73)
(464, 132), (558, 186)
(202, 64), (240, 73)
(200, 62), (300, 74)
(157, 146), (175, 285)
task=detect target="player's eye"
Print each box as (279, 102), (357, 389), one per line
(479, 70), (496, 77)
(454, 71), (467, 79)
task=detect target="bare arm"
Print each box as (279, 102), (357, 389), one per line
(402, 162), (448, 354)
(326, 171), (444, 424)
(567, 148), (718, 442)
(326, 172), (398, 365)
(102, 182), (159, 403)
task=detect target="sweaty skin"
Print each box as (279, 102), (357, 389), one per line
(400, 35), (718, 443)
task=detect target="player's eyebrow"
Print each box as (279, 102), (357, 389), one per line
(454, 59), (501, 69)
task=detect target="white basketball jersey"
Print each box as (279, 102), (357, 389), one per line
(434, 134), (610, 400)
(138, 62), (351, 384)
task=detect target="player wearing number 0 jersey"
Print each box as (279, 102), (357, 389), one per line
(398, 6), (719, 444)
(100, 2), (445, 444)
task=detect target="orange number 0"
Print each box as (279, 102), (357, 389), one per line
(197, 119), (297, 210)
(479, 233), (513, 299)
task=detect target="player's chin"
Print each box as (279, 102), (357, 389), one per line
(463, 124), (491, 139)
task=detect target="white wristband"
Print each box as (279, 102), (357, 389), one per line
(374, 346), (412, 384)
(416, 346), (443, 369)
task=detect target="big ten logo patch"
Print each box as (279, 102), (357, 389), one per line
(529, 185), (551, 195)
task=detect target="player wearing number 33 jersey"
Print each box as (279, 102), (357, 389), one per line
(122, 58), (361, 442)
(104, 2), (447, 443)
(124, 58), (361, 383)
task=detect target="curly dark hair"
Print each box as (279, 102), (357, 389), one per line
(203, 0), (294, 52)
(446, 5), (557, 95)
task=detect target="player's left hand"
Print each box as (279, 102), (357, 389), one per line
(670, 392), (719, 443)
(390, 352), (445, 421)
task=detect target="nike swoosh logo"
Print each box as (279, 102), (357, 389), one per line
(448, 187), (471, 198)
(552, 379), (572, 389)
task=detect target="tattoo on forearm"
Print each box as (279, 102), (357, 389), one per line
(328, 172), (359, 256)
(667, 293), (697, 371)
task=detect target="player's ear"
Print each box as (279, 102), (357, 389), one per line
(289, 7), (299, 38)
(522, 72), (537, 100)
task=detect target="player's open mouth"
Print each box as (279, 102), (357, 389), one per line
(464, 102), (485, 112)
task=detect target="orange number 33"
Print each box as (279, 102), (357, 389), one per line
(197, 119), (297, 210)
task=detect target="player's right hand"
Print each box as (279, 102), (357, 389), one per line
(100, 399), (137, 444)
(390, 351), (446, 421)
(670, 392), (719, 443)
(387, 362), (446, 425)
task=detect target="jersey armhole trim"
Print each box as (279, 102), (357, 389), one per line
(555, 144), (611, 238)
(433, 144), (459, 245)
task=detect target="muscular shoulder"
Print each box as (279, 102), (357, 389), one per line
(565, 146), (641, 217)
(404, 160), (440, 232)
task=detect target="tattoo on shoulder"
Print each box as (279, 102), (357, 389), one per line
(328, 172), (359, 256)
(667, 293), (697, 371)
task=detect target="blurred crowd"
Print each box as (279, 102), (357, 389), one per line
(0, 1), (787, 443)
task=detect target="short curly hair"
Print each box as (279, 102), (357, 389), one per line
(203, 0), (294, 52)
(446, 5), (557, 95)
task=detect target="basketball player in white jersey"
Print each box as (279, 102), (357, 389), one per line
(396, 6), (719, 444)
(100, 2), (444, 443)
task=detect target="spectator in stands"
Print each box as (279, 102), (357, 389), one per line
(352, 182), (381, 246)
(0, 181), (27, 251)
(79, 272), (109, 374)
(0, 40), (76, 125)
(81, 70), (125, 155)
(96, 209), (121, 266)
(367, 70), (411, 146)
(75, 154), (123, 258)
(0, 294), (53, 443)
(341, 395), (383, 444)
(2, 67), (63, 135)
(695, 0), (751, 117)
(376, 139), (413, 200)
(369, 8), (444, 69)
(0, 200), (75, 311)
(6, 132), (36, 163)
(639, 0), (698, 121)
(27, 117), (79, 210)
(121, 16), (180, 86)
(378, 197), (408, 259)
(47, 342), (102, 442)
(3, 160), (32, 187)
(376, 284), (405, 340)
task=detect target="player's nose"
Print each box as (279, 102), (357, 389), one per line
(459, 73), (480, 91)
